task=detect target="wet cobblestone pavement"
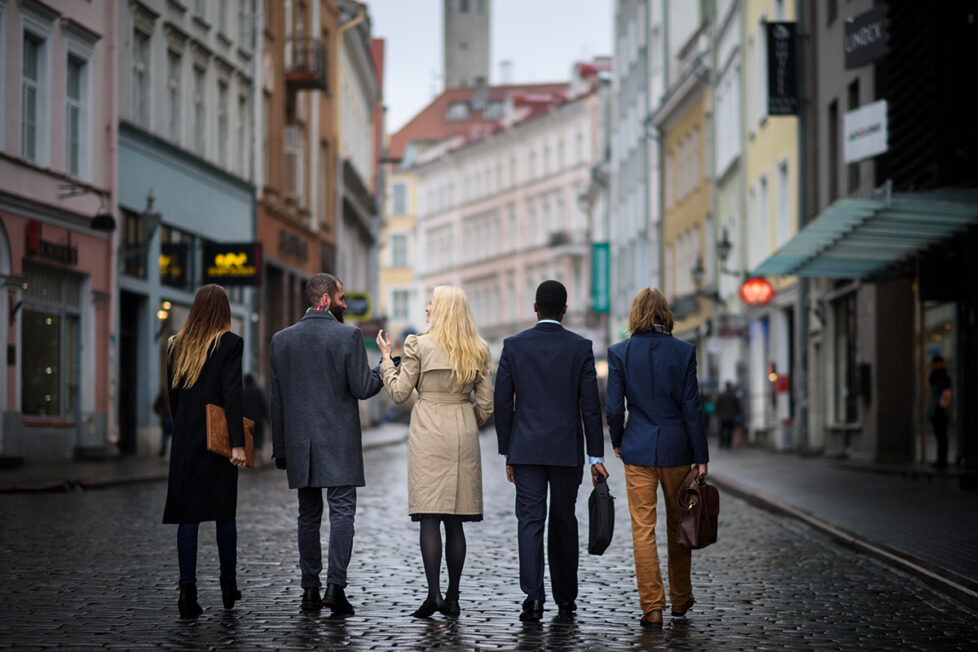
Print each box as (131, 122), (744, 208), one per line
(1, 432), (976, 650)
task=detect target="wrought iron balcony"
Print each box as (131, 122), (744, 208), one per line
(285, 37), (328, 92)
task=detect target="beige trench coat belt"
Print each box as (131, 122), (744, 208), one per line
(418, 392), (470, 404)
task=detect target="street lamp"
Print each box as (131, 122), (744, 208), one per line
(717, 228), (733, 265)
(691, 255), (706, 289)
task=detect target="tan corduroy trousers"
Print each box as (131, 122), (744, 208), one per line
(624, 463), (693, 615)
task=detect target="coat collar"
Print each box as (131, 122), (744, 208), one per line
(633, 328), (671, 338)
(301, 307), (337, 322)
(533, 321), (564, 332)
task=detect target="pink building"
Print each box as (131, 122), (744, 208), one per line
(410, 61), (609, 359)
(0, 0), (117, 461)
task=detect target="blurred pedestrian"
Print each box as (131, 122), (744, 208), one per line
(928, 356), (952, 468)
(494, 280), (606, 623)
(162, 284), (247, 618)
(241, 374), (269, 461)
(716, 381), (743, 449)
(270, 273), (382, 614)
(153, 386), (173, 458)
(375, 286), (493, 619)
(605, 288), (709, 628)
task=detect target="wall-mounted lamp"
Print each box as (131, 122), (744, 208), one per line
(58, 183), (116, 231)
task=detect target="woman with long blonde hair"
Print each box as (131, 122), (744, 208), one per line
(162, 284), (247, 618)
(376, 286), (493, 618)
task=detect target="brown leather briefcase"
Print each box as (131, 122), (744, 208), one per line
(205, 403), (255, 468)
(676, 466), (719, 550)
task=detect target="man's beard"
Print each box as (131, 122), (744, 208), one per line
(330, 305), (344, 323)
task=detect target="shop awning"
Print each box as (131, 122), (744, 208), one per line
(753, 193), (978, 279)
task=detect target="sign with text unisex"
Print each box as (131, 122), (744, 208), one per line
(844, 4), (889, 70)
(766, 21), (798, 116)
(844, 99), (888, 163)
(202, 242), (262, 286)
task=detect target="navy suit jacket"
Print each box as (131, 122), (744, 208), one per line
(494, 322), (604, 467)
(605, 330), (709, 467)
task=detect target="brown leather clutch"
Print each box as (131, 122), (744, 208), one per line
(205, 403), (255, 468)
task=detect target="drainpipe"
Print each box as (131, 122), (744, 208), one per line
(795, 0), (809, 452)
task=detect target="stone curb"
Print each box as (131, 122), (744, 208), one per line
(0, 430), (409, 494)
(710, 471), (978, 612)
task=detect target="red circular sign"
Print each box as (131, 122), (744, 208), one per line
(739, 277), (776, 306)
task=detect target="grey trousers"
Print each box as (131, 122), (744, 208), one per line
(297, 486), (357, 589)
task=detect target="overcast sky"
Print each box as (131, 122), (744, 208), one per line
(368, 0), (613, 133)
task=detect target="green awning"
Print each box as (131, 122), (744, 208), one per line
(753, 194), (978, 279)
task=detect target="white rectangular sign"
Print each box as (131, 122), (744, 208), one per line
(844, 99), (888, 163)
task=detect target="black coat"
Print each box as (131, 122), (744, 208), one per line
(163, 332), (244, 524)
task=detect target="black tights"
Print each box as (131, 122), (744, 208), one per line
(419, 516), (466, 601)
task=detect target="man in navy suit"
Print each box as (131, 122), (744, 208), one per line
(494, 280), (607, 622)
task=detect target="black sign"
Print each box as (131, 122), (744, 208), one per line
(202, 242), (263, 286)
(767, 22), (798, 116)
(25, 219), (78, 265)
(160, 243), (189, 288)
(844, 4), (889, 70)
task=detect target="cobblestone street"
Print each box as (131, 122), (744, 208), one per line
(1, 432), (976, 650)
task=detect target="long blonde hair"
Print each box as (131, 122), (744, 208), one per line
(168, 284), (232, 389)
(426, 286), (489, 386)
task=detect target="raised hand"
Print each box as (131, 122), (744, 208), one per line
(376, 329), (392, 360)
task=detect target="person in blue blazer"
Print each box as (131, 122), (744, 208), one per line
(494, 280), (607, 622)
(605, 288), (709, 629)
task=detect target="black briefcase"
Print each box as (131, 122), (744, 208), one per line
(587, 475), (615, 555)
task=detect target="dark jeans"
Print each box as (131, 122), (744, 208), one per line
(719, 419), (735, 448)
(297, 486), (357, 589)
(177, 520), (236, 585)
(512, 464), (582, 605)
(931, 409), (949, 466)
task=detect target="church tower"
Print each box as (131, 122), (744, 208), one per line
(443, 0), (490, 88)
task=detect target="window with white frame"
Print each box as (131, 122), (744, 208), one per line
(219, 0), (229, 33)
(664, 152), (674, 210)
(390, 233), (408, 267)
(759, 174), (770, 257)
(217, 80), (229, 166)
(239, 0), (250, 46)
(65, 55), (85, 178)
(391, 289), (411, 321)
(21, 32), (44, 163)
(237, 94), (248, 177)
(390, 182), (407, 215)
(776, 159), (790, 248)
(192, 66), (206, 155)
(284, 125), (305, 205)
(195, 0), (206, 17)
(132, 30), (150, 127)
(715, 59), (742, 175)
(167, 51), (181, 142)
(748, 185), (759, 268)
(692, 127), (701, 190)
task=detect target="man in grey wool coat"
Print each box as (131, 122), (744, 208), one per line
(270, 273), (383, 614)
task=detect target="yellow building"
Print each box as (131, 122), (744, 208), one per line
(378, 169), (424, 344)
(743, 0), (800, 450)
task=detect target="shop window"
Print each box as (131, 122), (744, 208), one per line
(160, 224), (194, 288)
(122, 209), (146, 278)
(21, 265), (81, 418)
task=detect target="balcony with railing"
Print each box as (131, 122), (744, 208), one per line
(285, 37), (328, 92)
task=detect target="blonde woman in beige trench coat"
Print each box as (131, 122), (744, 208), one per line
(376, 286), (493, 619)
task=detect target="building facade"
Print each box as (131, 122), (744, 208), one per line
(116, 0), (258, 455)
(0, 0), (117, 461)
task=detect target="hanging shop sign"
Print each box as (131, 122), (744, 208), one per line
(344, 292), (372, 323)
(844, 4), (889, 70)
(279, 229), (310, 263)
(25, 220), (79, 265)
(844, 99), (888, 163)
(591, 242), (610, 314)
(739, 277), (775, 306)
(202, 242), (262, 286)
(767, 22), (798, 115)
(160, 243), (189, 288)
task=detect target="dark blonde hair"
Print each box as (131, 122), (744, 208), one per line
(168, 285), (231, 389)
(627, 288), (674, 335)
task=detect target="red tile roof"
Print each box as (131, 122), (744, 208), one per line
(389, 82), (569, 161)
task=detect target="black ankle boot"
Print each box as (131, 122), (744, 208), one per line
(178, 584), (203, 618)
(220, 579), (242, 609)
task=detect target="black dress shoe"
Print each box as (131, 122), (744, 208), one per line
(301, 587), (323, 611)
(412, 595), (445, 618)
(220, 579), (242, 609)
(323, 583), (355, 616)
(520, 599), (544, 622)
(178, 583), (203, 618)
(557, 601), (576, 618)
(439, 599), (460, 618)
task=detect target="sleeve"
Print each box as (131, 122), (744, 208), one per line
(346, 328), (383, 400)
(605, 347), (626, 449)
(493, 344), (515, 456)
(379, 335), (421, 404)
(681, 349), (709, 464)
(579, 343), (604, 459)
(222, 336), (246, 449)
(270, 338), (285, 460)
(473, 356), (494, 427)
